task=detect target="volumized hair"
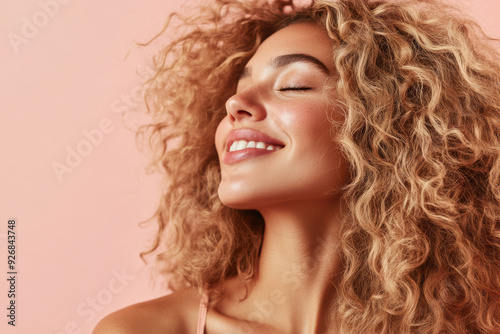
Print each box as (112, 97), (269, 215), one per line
(139, 0), (500, 332)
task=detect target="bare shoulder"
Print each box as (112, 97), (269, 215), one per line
(92, 286), (201, 334)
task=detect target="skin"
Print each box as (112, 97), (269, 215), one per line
(215, 24), (348, 212)
(93, 22), (349, 334)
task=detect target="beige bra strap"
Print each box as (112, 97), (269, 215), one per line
(196, 290), (209, 334)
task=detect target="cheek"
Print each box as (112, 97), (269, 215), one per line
(279, 101), (331, 141)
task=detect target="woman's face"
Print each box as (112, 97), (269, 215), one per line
(215, 22), (350, 210)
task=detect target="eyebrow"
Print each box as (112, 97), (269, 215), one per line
(239, 53), (330, 80)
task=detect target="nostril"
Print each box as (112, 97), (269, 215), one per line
(226, 92), (264, 121)
(237, 110), (252, 117)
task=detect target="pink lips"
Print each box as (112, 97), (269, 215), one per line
(223, 128), (285, 165)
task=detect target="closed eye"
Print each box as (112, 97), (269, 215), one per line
(278, 86), (311, 91)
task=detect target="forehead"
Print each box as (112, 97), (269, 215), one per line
(245, 22), (335, 72)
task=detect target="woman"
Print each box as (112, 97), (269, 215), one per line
(94, 0), (500, 333)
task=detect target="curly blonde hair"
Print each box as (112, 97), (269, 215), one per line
(139, 0), (500, 332)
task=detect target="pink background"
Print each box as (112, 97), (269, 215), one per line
(1, 0), (499, 333)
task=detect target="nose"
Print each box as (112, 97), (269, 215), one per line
(225, 89), (266, 123)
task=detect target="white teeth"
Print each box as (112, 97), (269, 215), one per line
(228, 140), (282, 152)
(236, 140), (248, 150)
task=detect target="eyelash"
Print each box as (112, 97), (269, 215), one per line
(278, 85), (311, 91)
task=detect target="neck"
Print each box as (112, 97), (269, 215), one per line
(249, 195), (346, 333)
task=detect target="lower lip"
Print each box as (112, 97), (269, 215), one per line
(223, 148), (280, 165)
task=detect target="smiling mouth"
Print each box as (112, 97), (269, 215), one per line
(228, 140), (284, 152)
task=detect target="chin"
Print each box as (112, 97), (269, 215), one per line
(217, 190), (267, 211)
(218, 196), (255, 211)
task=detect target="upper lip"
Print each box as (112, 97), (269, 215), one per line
(225, 128), (285, 152)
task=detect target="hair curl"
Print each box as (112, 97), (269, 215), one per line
(138, 0), (500, 332)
